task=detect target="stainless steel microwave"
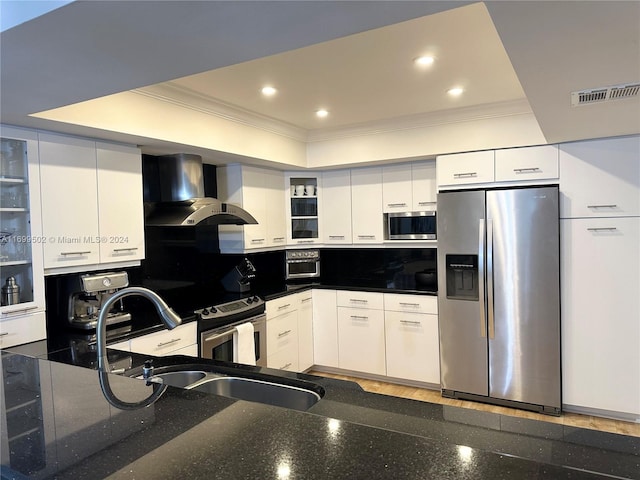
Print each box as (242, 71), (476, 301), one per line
(385, 211), (437, 240)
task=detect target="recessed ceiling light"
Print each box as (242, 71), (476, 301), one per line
(447, 87), (464, 97)
(261, 86), (277, 96)
(414, 56), (435, 67)
(316, 109), (329, 118)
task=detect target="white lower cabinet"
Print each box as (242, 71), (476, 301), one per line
(120, 322), (198, 357)
(266, 309), (299, 372)
(0, 311), (46, 349)
(312, 289), (339, 368)
(561, 217), (640, 417)
(297, 291), (314, 372)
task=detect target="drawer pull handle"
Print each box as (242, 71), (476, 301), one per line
(328, 235), (345, 239)
(157, 338), (181, 348)
(453, 172), (477, 178)
(349, 299), (368, 303)
(277, 304), (291, 310)
(587, 227), (618, 232)
(301, 297), (312, 303)
(418, 201), (437, 205)
(0, 332), (9, 337)
(350, 315), (369, 320)
(1, 306), (38, 316)
(513, 167), (541, 174)
(587, 204), (618, 209)
(278, 329), (292, 338)
(387, 203), (407, 207)
(60, 251), (91, 256)
(357, 235), (376, 239)
(280, 362), (292, 370)
(113, 247), (138, 253)
(400, 320), (422, 326)
(272, 237), (285, 242)
(399, 302), (420, 307)
(251, 239), (265, 243)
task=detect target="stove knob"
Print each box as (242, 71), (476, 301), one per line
(201, 308), (209, 316)
(253, 296), (260, 303)
(210, 306), (218, 313)
(246, 297), (253, 304)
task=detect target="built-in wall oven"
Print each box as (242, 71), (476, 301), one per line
(196, 296), (267, 367)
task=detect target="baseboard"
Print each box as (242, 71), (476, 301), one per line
(310, 365), (440, 391)
(563, 404), (640, 424)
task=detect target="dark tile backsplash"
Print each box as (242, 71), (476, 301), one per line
(320, 248), (437, 292)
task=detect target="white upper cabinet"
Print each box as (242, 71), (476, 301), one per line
(411, 161), (437, 210)
(39, 133), (101, 268)
(321, 169), (352, 244)
(351, 166), (383, 243)
(436, 150), (495, 188)
(559, 136), (640, 218)
(495, 145), (559, 182)
(382, 161), (437, 212)
(217, 164), (286, 252)
(96, 142), (145, 263)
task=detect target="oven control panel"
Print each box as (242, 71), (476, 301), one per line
(195, 296), (264, 321)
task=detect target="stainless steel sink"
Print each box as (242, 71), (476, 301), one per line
(138, 369), (322, 411)
(189, 376), (321, 411)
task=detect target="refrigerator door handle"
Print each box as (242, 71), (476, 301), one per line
(478, 219), (487, 338)
(486, 218), (495, 339)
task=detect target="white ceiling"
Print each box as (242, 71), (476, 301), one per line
(1, 1), (639, 164)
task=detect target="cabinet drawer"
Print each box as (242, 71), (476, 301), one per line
(266, 310), (298, 354)
(436, 150), (495, 187)
(267, 343), (299, 372)
(266, 295), (297, 318)
(0, 311), (46, 348)
(384, 293), (438, 314)
(495, 145), (558, 182)
(128, 322), (197, 356)
(337, 291), (384, 309)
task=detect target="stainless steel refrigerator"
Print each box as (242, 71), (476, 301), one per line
(437, 185), (561, 414)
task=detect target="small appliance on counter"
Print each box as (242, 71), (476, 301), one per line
(66, 271), (132, 331)
(221, 258), (256, 293)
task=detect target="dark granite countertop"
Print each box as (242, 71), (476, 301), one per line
(2, 342), (639, 479)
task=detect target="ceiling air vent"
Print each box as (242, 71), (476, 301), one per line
(571, 83), (640, 106)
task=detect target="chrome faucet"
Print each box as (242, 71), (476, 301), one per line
(96, 286), (182, 373)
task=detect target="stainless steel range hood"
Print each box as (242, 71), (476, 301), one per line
(144, 154), (257, 227)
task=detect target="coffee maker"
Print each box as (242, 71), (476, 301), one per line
(66, 271), (132, 330)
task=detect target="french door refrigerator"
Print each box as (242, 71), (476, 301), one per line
(437, 185), (561, 414)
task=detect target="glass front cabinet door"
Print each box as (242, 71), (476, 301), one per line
(0, 126), (46, 347)
(285, 173), (322, 245)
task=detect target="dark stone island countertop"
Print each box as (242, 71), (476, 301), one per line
(1, 341), (639, 479)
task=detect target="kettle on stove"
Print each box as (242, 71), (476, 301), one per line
(221, 258), (256, 293)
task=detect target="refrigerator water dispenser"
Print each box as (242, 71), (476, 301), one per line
(445, 254), (478, 300)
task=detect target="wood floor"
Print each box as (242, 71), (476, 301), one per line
(310, 371), (640, 438)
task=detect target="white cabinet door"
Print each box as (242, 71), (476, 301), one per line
(312, 289), (338, 368)
(382, 164), (412, 212)
(561, 217), (640, 416)
(385, 311), (439, 384)
(560, 136), (640, 218)
(338, 307), (386, 375)
(297, 291), (314, 371)
(0, 311), (46, 348)
(266, 309), (299, 372)
(495, 145), (559, 182)
(264, 168), (287, 247)
(96, 142), (145, 262)
(436, 150), (495, 188)
(351, 167), (383, 244)
(285, 172), (322, 245)
(411, 161), (437, 211)
(321, 169), (352, 244)
(39, 133), (100, 268)
(127, 322), (198, 357)
(240, 166), (269, 249)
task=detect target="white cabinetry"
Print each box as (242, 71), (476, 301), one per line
(436, 150), (495, 187)
(38, 132), (144, 272)
(266, 295), (299, 371)
(560, 217), (640, 417)
(321, 170), (352, 244)
(382, 161), (436, 212)
(337, 291), (385, 375)
(123, 322), (198, 357)
(351, 167), (384, 244)
(0, 126), (46, 346)
(559, 136), (640, 218)
(312, 289), (339, 368)
(494, 145), (559, 182)
(96, 142), (145, 263)
(384, 294), (439, 384)
(217, 165), (286, 252)
(285, 173), (322, 245)
(297, 291), (314, 372)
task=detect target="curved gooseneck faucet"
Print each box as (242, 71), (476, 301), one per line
(96, 287), (182, 409)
